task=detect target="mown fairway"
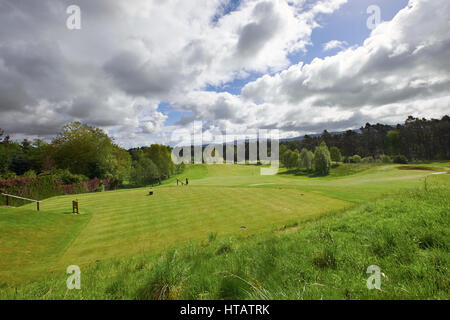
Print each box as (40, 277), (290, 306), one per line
(52, 186), (350, 267)
(1, 162), (449, 297)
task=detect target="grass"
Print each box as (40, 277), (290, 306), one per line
(0, 162), (449, 299)
(53, 186), (351, 267)
(0, 207), (90, 284)
(281, 162), (380, 178)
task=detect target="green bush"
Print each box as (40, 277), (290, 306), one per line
(393, 155), (408, 164)
(22, 170), (37, 178)
(4, 172), (17, 180)
(97, 183), (105, 192)
(42, 169), (89, 185)
(331, 162), (340, 169)
(380, 155), (392, 163)
(352, 155), (362, 163)
(361, 156), (374, 163)
(175, 163), (185, 175)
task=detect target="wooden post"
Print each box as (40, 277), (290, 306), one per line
(37, 201), (40, 211)
(72, 200), (79, 214)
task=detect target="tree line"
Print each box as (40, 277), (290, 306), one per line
(281, 116), (450, 163)
(0, 122), (181, 188)
(1, 115), (448, 183)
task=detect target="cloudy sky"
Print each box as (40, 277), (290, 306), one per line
(0, 0), (449, 147)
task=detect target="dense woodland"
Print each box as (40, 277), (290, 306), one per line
(282, 116), (450, 161)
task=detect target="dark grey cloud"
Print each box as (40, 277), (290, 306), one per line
(103, 51), (180, 97)
(236, 2), (281, 57)
(0, 0), (156, 138)
(277, 111), (367, 133)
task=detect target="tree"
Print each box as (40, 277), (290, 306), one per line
(286, 150), (300, 169)
(314, 142), (331, 176)
(329, 146), (342, 162)
(130, 153), (160, 186)
(279, 144), (288, 159)
(281, 149), (299, 169)
(9, 143), (29, 175)
(28, 139), (51, 172)
(278, 116), (449, 161)
(50, 122), (131, 184)
(0, 129), (17, 177)
(101, 145), (132, 187)
(130, 145), (175, 180)
(280, 148), (291, 168)
(385, 130), (401, 156)
(299, 148), (313, 171)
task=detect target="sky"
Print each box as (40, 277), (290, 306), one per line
(0, 0), (449, 148)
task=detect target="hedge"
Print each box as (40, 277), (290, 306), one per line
(0, 176), (111, 207)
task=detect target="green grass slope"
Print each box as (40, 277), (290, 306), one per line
(55, 186), (350, 267)
(1, 178), (448, 299)
(0, 162), (449, 298)
(0, 207), (90, 284)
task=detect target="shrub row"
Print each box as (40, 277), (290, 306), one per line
(0, 176), (111, 206)
(343, 154), (409, 164)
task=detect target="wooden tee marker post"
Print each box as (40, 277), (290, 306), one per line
(1, 193), (40, 211)
(72, 200), (79, 214)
